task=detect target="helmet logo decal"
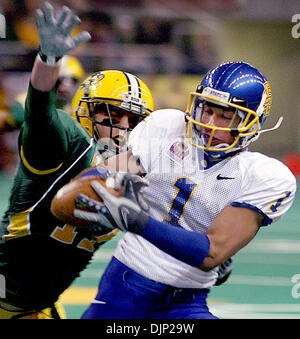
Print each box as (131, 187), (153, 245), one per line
(169, 141), (190, 160)
(262, 82), (272, 117)
(80, 72), (105, 96)
(72, 70), (154, 142)
(184, 62), (276, 160)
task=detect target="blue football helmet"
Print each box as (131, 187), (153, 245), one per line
(185, 61), (279, 159)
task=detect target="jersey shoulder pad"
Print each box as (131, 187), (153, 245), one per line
(146, 108), (185, 126)
(240, 152), (296, 187)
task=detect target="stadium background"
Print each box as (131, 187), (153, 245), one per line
(0, 0), (300, 318)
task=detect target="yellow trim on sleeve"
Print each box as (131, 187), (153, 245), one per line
(20, 145), (63, 175)
(3, 208), (32, 241)
(94, 228), (119, 244)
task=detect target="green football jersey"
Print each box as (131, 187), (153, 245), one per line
(0, 84), (118, 311)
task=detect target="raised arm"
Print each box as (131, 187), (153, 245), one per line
(21, 2), (91, 173)
(30, 54), (60, 92)
(31, 2), (90, 91)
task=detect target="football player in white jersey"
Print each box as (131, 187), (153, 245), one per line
(73, 62), (296, 319)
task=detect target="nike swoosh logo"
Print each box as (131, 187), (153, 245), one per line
(217, 174), (235, 180)
(232, 97), (245, 103)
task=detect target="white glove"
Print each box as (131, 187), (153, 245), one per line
(36, 2), (90, 64)
(74, 173), (150, 232)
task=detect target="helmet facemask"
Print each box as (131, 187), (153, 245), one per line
(72, 70), (154, 158)
(184, 62), (282, 160)
(75, 96), (147, 154)
(185, 92), (261, 159)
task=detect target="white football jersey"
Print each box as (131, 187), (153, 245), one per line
(114, 109), (296, 289)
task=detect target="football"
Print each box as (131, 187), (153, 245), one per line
(51, 169), (124, 227)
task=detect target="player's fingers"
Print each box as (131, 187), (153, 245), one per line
(63, 15), (81, 32)
(56, 6), (71, 28)
(123, 177), (135, 199)
(136, 194), (149, 212)
(73, 209), (100, 222)
(134, 180), (149, 193)
(112, 172), (126, 190)
(123, 172), (137, 183)
(122, 174), (137, 193)
(72, 31), (91, 48)
(74, 209), (115, 229)
(124, 173), (149, 188)
(36, 9), (45, 29)
(43, 1), (56, 26)
(75, 193), (104, 212)
(91, 180), (115, 203)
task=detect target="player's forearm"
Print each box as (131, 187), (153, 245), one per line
(22, 79), (67, 171)
(138, 216), (211, 269)
(201, 205), (262, 270)
(136, 216), (238, 271)
(31, 54), (61, 92)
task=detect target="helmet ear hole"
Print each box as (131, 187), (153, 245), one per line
(196, 85), (204, 94)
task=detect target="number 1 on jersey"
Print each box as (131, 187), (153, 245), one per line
(163, 177), (199, 226)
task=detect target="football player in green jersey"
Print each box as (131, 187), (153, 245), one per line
(0, 2), (153, 319)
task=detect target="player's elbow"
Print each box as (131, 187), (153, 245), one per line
(200, 257), (219, 271)
(199, 242), (226, 271)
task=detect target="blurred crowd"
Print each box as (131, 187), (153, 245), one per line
(0, 0), (218, 175)
(0, 1), (298, 178)
(0, 0), (217, 74)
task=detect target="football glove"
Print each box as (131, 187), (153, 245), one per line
(36, 2), (90, 64)
(214, 257), (233, 286)
(73, 172), (150, 233)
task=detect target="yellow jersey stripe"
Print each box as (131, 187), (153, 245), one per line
(20, 146), (63, 175)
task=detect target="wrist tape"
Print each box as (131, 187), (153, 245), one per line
(38, 51), (62, 66)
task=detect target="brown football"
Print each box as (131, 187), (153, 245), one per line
(51, 170), (123, 227)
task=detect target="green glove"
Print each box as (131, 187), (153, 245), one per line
(36, 2), (91, 64)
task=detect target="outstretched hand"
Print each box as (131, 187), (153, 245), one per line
(36, 2), (90, 61)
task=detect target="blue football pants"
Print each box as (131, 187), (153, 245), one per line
(81, 257), (217, 319)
